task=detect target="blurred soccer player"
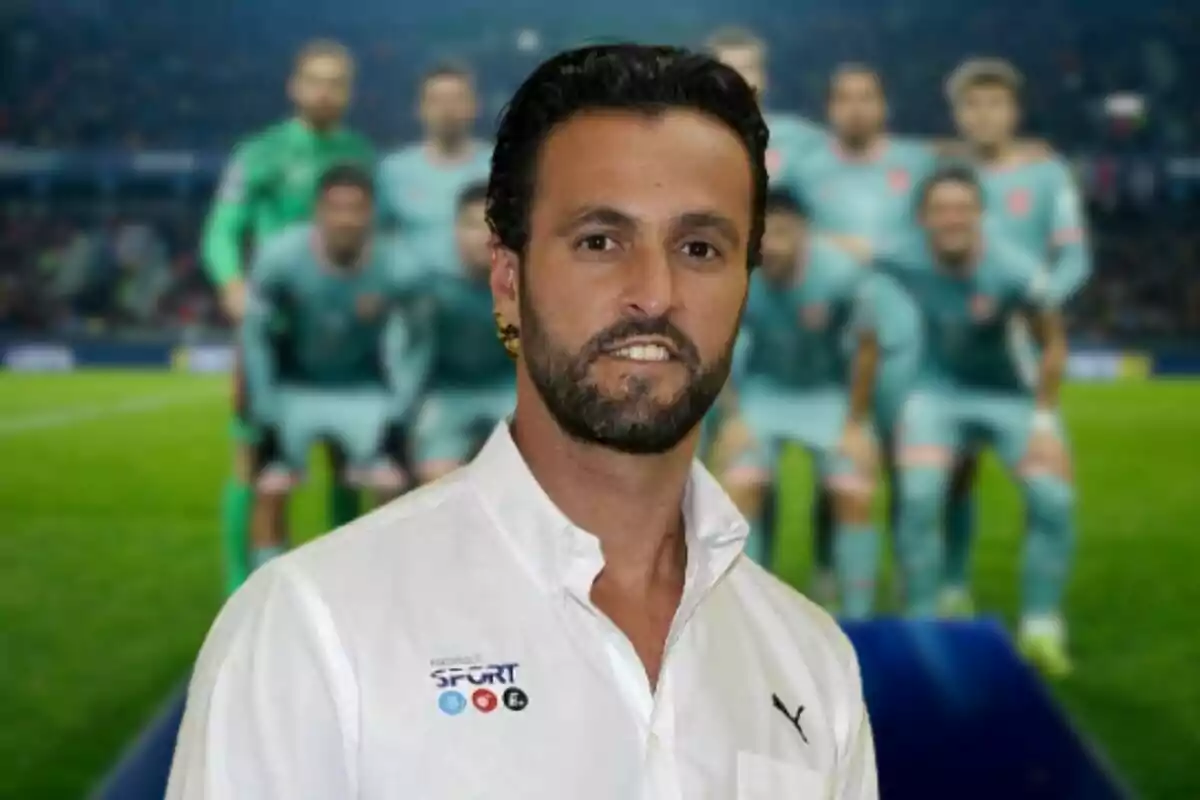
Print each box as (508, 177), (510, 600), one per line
(240, 165), (425, 570)
(705, 27), (833, 576)
(942, 58), (1092, 615)
(410, 183), (514, 483)
(783, 64), (944, 601)
(202, 40), (375, 594)
(848, 166), (1076, 676)
(378, 61), (492, 275)
(719, 190), (881, 617)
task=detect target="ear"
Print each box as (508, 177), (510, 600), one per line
(489, 234), (520, 328)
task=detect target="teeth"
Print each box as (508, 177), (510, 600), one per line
(612, 344), (671, 362)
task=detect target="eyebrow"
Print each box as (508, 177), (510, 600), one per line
(556, 205), (742, 248)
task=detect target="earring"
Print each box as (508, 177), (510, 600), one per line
(494, 311), (521, 359)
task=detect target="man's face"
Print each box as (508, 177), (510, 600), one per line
(456, 199), (492, 278)
(420, 75), (477, 142)
(317, 185), (373, 262)
(922, 180), (982, 267)
(828, 71), (886, 147)
(498, 109), (753, 454)
(290, 55), (353, 127)
(760, 209), (805, 282)
(713, 45), (766, 99)
(954, 84), (1019, 148)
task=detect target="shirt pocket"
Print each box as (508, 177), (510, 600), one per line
(737, 751), (829, 800)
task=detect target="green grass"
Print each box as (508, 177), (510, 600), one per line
(2, 372), (1199, 798)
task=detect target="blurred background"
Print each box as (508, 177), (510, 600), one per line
(1, 0), (1198, 797)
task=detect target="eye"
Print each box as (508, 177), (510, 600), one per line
(680, 240), (721, 260)
(574, 234), (618, 253)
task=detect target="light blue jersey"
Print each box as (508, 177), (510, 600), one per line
(870, 230), (1055, 394)
(980, 155), (1090, 304)
(764, 112), (827, 188)
(377, 142), (492, 275)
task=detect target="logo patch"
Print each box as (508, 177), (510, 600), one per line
(766, 148), (783, 178)
(887, 168), (910, 193)
(438, 690), (468, 716)
(356, 293), (383, 321)
(970, 294), (995, 321)
(431, 656), (526, 715)
(1007, 188), (1032, 217)
(801, 303), (828, 330)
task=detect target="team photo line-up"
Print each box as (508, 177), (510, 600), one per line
(209, 28), (1087, 678)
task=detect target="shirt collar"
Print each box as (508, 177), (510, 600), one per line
(466, 423), (749, 602)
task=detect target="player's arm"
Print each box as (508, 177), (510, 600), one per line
(841, 275), (882, 468)
(239, 241), (287, 427)
(1045, 161), (1092, 304)
(382, 297), (433, 424)
(202, 143), (258, 321)
(164, 564), (356, 799)
(1030, 303), (1067, 414)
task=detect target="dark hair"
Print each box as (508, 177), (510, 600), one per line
(317, 162), (375, 201)
(916, 163), (984, 211)
(765, 188), (805, 218)
(487, 43), (769, 267)
(828, 62), (885, 102)
(420, 60), (475, 94)
(704, 27), (765, 55)
(457, 180), (489, 213)
(294, 39), (353, 74)
(945, 58), (1023, 103)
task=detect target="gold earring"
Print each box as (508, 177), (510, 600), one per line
(494, 311), (521, 359)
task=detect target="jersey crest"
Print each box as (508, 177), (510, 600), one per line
(1007, 188), (1032, 218)
(969, 294), (996, 322)
(800, 303), (828, 330)
(887, 168), (911, 194)
(356, 293), (384, 321)
(766, 148), (784, 178)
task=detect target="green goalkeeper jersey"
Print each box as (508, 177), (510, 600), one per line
(202, 118), (375, 287)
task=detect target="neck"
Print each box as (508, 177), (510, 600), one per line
(510, 378), (695, 590)
(299, 115), (338, 136)
(972, 139), (1016, 167)
(838, 132), (883, 158)
(429, 134), (471, 160)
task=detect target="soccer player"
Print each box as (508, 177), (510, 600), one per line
(378, 61), (492, 275)
(704, 27), (833, 577)
(203, 40), (375, 594)
(781, 64), (939, 599)
(720, 190), (880, 617)
(848, 165), (1076, 676)
(240, 164), (426, 571)
(411, 182), (515, 483)
(939, 58), (1092, 613)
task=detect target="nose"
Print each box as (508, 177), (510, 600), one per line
(619, 244), (676, 319)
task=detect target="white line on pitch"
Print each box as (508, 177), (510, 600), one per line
(0, 389), (223, 437)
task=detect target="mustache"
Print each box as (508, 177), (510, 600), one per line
(583, 316), (701, 369)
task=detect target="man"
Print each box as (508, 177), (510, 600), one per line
(240, 164), (424, 571)
(846, 165), (1076, 677)
(167, 44), (876, 798)
(202, 40), (375, 594)
(378, 61), (492, 275)
(411, 182), (515, 484)
(780, 63), (940, 601)
(720, 190), (880, 618)
(704, 26), (833, 578)
(939, 58), (1091, 614)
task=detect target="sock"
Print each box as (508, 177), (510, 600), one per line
(1021, 476), (1076, 618)
(743, 515), (773, 568)
(942, 491), (976, 591)
(813, 485), (835, 576)
(329, 482), (360, 529)
(220, 478), (254, 596)
(835, 524), (881, 620)
(251, 544), (286, 571)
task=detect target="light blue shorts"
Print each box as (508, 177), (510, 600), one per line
(270, 385), (394, 474)
(413, 384), (515, 468)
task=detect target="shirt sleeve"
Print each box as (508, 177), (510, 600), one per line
(834, 638), (879, 800)
(1045, 160), (1092, 303)
(238, 239), (287, 425)
(165, 562), (358, 800)
(1004, 245), (1057, 313)
(202, 143), (257, 288)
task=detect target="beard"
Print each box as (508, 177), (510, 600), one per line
(518, 282), (736, 455)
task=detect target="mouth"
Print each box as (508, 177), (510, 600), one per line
(600, 338), (680, 364)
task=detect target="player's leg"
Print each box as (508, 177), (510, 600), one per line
(220, 352), (257, 595)
(719, 436), (777, 569)
(940, 450), (980, 617)
(893, 391), (959, 617)
(413, 389), (493, 485)
(872, 343), (919, 606)
(329, 390), (408, 511)
(984, 394), (1076, 677)
(251, 422), (302, 572)
(326, 451), (361, 529)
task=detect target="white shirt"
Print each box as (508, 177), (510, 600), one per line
(166, 424), (877, 799)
